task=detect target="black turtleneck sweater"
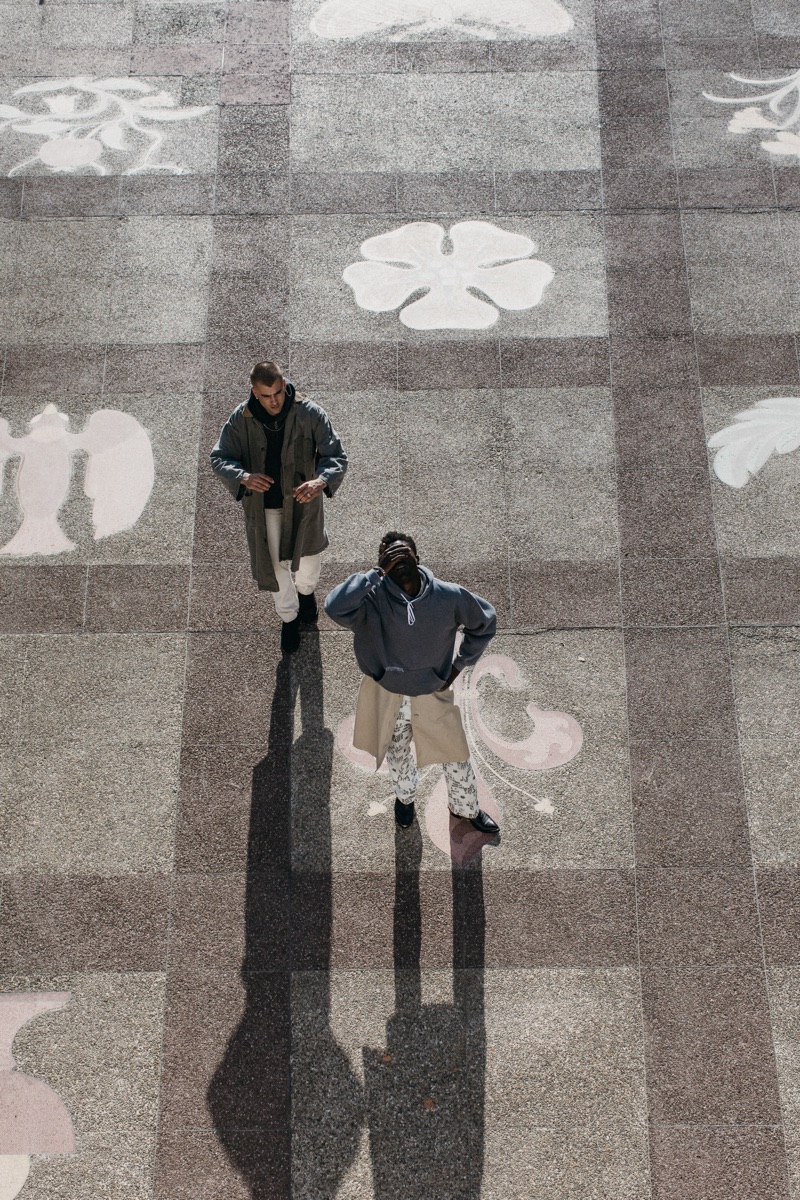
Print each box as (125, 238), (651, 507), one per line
(247, 383), (295, 509)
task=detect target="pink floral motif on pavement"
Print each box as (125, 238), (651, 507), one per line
(337, 654), (584, 865)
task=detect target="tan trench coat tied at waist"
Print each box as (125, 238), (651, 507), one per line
(353, 675), (470, 769)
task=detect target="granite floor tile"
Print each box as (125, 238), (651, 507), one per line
(170, 871), (290, 971)
(694, 334), (800, 386)
(0, 740), (179, 875)
(643, 966), (781, 1124)
(117, 174), (216, 217)
(226, 0), (290, 43)
(395, 171), (495, 214)
(102, 342), (205, 394)
(510, 559), (621, 628)
(85, 565), (189, 631)
(0, 634), (29, 746)
(758, 869), (800, 964)
(133, 0), (225, 44)
(160, 968), (290, 1130)
(649, 1125), (790, 1200)
(609, 335), (697, 389)
(397, 339), (500, 390)
(722, 557), (800, 624)
(613, 385), (708, 470)
(183, 631), (285, 745)
(21, 1129), (157, 1200)
(214, 170), (291, 214)
(0, 565), (86, 633)
(18, 632), (185, 746)
(188, 559), (267, 630)
(679, 165), (777, 209)
(621, 557), (724, 626)
(20, 177), (120, 219)
(0, 877), (169, 970)
(292, 868), (455, 970)
(494, 169), (603, 212)
(474, 967), (646, 1129)
(482, 1124), (650, 1200)
(617, 467), (718, 558)
(175, 743), (269, 873)
(637, 868), (761, 966)
(500, 336), (610, 388)
(625, 627), (739, 745)
(1, 344), (107, 395)
(2, 969), (165, 1134)
(290, 171), (397, 215)
(155, 1128), (290, 1200)
(504, 385), (615, 469)
(631, 734), (752, 866)
(287, 340), (398, 389)
(217, 105), (289, 173)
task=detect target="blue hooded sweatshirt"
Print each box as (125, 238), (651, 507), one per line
(324, 566), (497, 696)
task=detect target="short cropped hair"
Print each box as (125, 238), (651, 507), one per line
(250, 361), (283, 387)
(381, 530), (418, 557)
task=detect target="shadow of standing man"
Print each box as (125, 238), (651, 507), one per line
(363, 824), (486, 1198)
(208, 635), (363, 1198)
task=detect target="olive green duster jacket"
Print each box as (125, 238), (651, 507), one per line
(210, 392), (348, 591)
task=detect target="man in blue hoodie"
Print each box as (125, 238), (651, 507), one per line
(324, 532), (499, 834)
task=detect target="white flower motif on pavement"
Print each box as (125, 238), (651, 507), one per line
(0, 76), (212, 176)
(342, 220), (554, 330)
(310, 0), (573, 40)
(704, 69), (800, 163)
(708, 397), (800, 488)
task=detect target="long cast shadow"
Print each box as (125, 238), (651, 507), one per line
(208, 635), (362, 1198)
(364, 825), (486, 1197)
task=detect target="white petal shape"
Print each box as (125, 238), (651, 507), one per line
(708, 396), (800, 487)
(449, 218), (536, 266)
(309, 0), (573, 39)
(469, 258), (554, 309)
(762, 131), (800, 157)
(14, 77), (88, 95)
(727, 105), (779, 131)
(99, 120), (127, 150)
(359, 221), (445, 267)
(400, 285), (499, 329)
(342, 259), (423, 312)
(76, 409), (155, 539)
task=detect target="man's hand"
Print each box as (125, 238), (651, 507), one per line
(293, 478), (326, 504)
(379, 541), (413, 574)
(242, 473), (274, 493)
(439, 666), (460, 692)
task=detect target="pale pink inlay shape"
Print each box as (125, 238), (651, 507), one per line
(0, 993), (75, 1156)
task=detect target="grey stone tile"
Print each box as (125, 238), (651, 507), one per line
(214, 171), (290, 214)
(291, 171), (395, 215)
(510, 559), (622, 628)
(613, 385), (709, 471)
(617, 466), (717, 558)
(0, 565), (86, 632)
(476, 967), (646, 1128)
(0, 634), (28, 745)
(609, 335), (697, 389)
(2, 970), (165, 1133)
(21, 1130), (157, 1200)
(494, 168), (602, 212)
(130, 41), (223, 73)
(218, 104), (289, 172)
(85, 564), (189, 630)
(220, 73), (290, 105)
(117, 175), (215, 216)
(18, 632), (185, 746)
(722, 557), (800, 624)
(759, 869), (800, 964)
(395, 171), (494, 214)
(730, 627), (800, 865)
(0, 740), (179, 874)
(683, 212), (794, 335)
(155, 1129), (289, 1200)
(170, 871), (289, 970)
(649, 1126), (790, 1200)
(174, 743), (260, 872)
(695, 334), (800, 386)
(0, 178), (22, 218)
(502, 336), (610, 387)
(40, 2), (135, 48)
(103, 343), (205, 393)
(5, 219), (116, 346)
(133, 0), (225, 44)
(703, 386), (800, 558)
(395, 41), (492, 72)
(482, 1125), (650, 1199)
(637, 868), (762, 966)
(643, 966), (781, 1123)
(504, 386), (615, 468)
(1, 344), (106, 393)
(110, 217), (213, 344)
(510, 466), (619, 559)
(290, 73), (600, 174)
(183, 630), (284, 745)
(226, 0), (289, 43)
(397, 338), (499, 389)
(621, 556), (724, 625)
(0, 879), (169, 970)
(21, 177), (120, 218)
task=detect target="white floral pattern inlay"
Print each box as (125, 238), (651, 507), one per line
(705, 69), (800, 162)
(0, 404), (154, 556)
(310, 0), (573, 40)
(0, 76), (212, 176)
(708, 397), (800, 488)
(342, 220), (554, 330)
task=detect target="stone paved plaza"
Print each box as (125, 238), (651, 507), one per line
(3, 0), (800, 1196)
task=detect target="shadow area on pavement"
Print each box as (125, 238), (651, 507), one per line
(208, 633), (486, 1198)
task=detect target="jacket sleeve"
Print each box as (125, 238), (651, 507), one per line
(309, 404), (348, 497)
(210, 410), (249, 501)
(453, 590), (497, 670)
(324, 570), (382, 628)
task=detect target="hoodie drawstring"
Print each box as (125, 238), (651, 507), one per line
(405, 599), (416, 626)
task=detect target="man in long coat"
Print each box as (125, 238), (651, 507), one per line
(211, 360), (348, 654)
(325, 531), (499, 833)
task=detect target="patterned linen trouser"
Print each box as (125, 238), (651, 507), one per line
(386, 695), (479, 818)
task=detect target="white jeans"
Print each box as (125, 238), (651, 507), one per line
(264, 508), (321, 622)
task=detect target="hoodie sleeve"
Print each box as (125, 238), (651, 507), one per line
(324, 570), (382, 628)
(453, 589), (497, 670)
(210, 408), (249, 501)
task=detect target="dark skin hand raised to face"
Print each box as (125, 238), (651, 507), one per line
(377, 539), (460, 692)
